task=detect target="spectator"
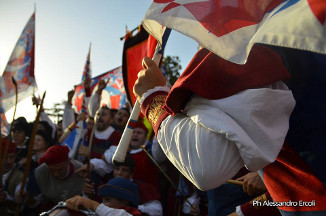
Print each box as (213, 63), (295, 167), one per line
(66, 177), (142, 216)
(111, 108), (130, 133)
(10, 117), (30, 168)
(0, 137), (23, 215)
(27, 145), (84, 213)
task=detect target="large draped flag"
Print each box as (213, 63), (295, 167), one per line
(142, 0), (326, 64)
(0, 13), (37, 112)
(73, 67), (126, 112)
(122, 25), (157, 106)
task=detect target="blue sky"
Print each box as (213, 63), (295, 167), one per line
(0, 0), (198, 122)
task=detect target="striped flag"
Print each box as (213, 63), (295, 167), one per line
(142, 0), (326, 64)
(0, 13), (37, 112)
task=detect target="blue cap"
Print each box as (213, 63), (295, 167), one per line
(98, 177), (140, 206)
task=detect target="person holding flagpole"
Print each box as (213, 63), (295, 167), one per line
(132, 42), (326, 215)
(134, 1), (326, 215)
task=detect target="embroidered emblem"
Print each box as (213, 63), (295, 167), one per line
(148, 95), (167, 126)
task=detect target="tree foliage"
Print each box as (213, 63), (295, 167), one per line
(162, 55), (182, 86)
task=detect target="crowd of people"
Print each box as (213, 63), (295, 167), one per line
(1, 44), (325, 216)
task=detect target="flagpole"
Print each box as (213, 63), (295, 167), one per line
(112, 28), (171, 164)
(15, 91), (46, 216)
(120, 25), (140, 40)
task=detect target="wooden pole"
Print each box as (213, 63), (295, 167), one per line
(14, 91), (46, 216)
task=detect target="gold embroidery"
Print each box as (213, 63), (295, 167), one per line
(148, 95), (167, 127)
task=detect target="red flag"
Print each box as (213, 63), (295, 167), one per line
(122, 25), (157, 106)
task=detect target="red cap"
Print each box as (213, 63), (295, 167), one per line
(135, 121), (148, 135)
(38, 145), (69, 165)
(1, 137), (16, 156)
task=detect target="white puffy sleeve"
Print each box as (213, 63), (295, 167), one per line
(156, 81), (295, 191)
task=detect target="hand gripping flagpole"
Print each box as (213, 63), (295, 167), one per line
(113, 28), (171, 163)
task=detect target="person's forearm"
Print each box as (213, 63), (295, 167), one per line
(88, 92), (101, 118)
(96, 203), (132, 216)
(63, 102), (75, 130)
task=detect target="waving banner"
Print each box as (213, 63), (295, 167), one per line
(142, 0), (326, 64)
(0, 13), (37, 112)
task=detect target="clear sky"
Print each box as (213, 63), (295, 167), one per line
(0, 0), (198, 123)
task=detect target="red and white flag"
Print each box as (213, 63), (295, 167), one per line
(142, 0), (326, 64)
(0, 13), (37, 112)
(81, 43), (92, 82)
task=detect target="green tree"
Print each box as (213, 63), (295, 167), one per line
(45, 101), (64, 124)
(162, 55), (182, 86)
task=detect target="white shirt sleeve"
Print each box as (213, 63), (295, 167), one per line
(138, 200), (163, 216)
(90, 158), (114, 177)
(63, 102), (75, 130)
(236, 205), (245, 216)
(40, 112), (56, 139)
(91, 145), (117, 177)
(156, 81), (295, 191)
(96, 203), (132, 216)
(88, 92), (101, 118)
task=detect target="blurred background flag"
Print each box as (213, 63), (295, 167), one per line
(81, 43), (92, 82)
(0, 13), (37, 112)
(73, 66), (126, 112)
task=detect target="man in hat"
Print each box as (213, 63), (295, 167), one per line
(79, 121), (160, 189)
(66, 177), (141, 216)
(89, 121), (160, 190)
(83, 153), (163, 216)
(0, 137), (23, 215)
(27, 145), (84, 210)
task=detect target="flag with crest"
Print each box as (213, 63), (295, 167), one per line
(0, 13), (37, 112)
(142, 0), (326, 64)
